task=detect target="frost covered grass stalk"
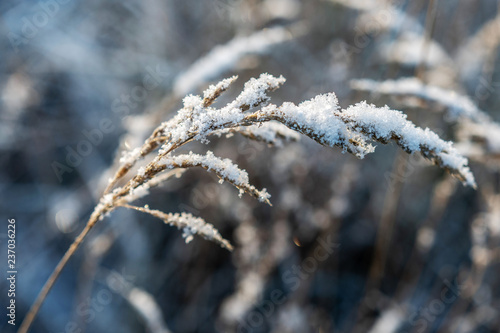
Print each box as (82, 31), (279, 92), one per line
(19, 73), (476, 333)
(350, 77), (500, 158)
(173, 25), (302, 96)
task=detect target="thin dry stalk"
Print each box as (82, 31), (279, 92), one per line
(416, 0), (438, 80)
(18, 208), (106, 333)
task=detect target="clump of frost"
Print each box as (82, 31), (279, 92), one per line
(124, 205), (232, 250)
(260, 92), (375, 157)
(230, 74), (286, 110)
(164, 151), (250, 185)
(202, 76), (238, 106)
(203, 76), (237, 100)
(166, 211), (232, 250)
(137, 167), (146, 177)
(341, 101), (476, 187)
(158, 74), (285, 154)
(120, 147), (142, 165)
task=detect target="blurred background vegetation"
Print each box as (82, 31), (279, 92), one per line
(1, 0), (500, 332)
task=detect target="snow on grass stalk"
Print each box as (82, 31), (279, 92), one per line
(202, 75), (239, 107)
(351, 77), (490, 123)
(173, 26), (295, 96)
(81, 73), (479, 252)
(21, 73), (477, 333)
(247, 92), (475, 187)
(350, 77), (500, 161)
(119, 204), (233, 251)
(215, 122), (301, 146)
(251, 93), (375, 157)
(339, 102), (476, 187)
(120, 169), (186, 204)
(161, 151), (271, 204)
